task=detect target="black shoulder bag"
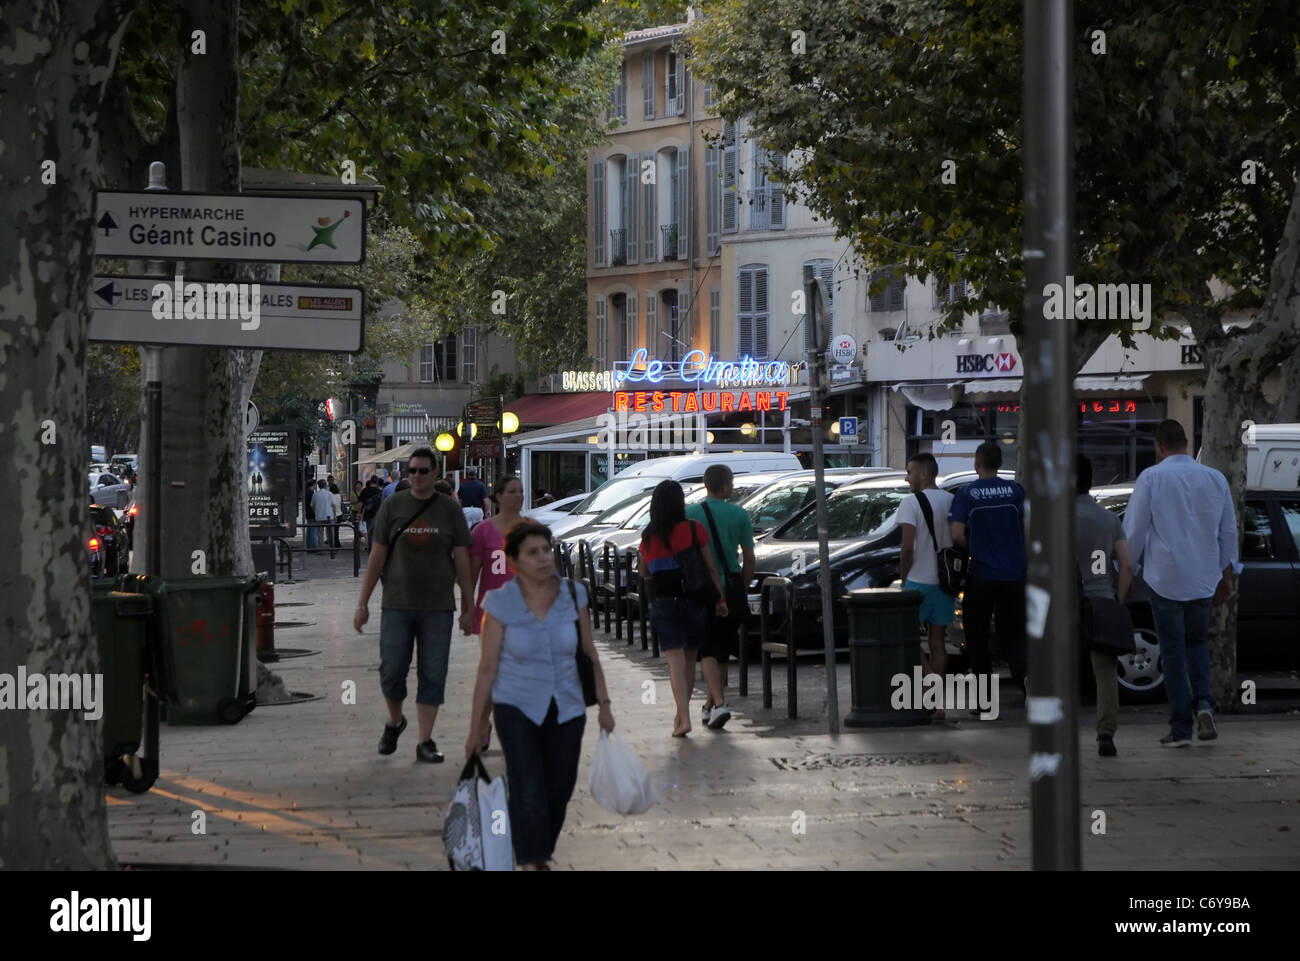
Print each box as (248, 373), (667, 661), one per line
(701, 501), (744, 606)
(380, 494), (439, 578)
(1076, 567), (1137, 655)
(567, 579), (598, 706)
(914, 491), (968, 597)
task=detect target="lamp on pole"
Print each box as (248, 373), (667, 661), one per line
(435, 431), (455, 479)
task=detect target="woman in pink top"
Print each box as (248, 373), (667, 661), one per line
(466, 474), (525, 748)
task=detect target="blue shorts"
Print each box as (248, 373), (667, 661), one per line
(379, 609), (454, 704)
(650, 596), (708, 651)
(904, 580), (956, 627)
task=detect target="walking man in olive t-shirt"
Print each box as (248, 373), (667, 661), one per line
(354, 448), (473, 762)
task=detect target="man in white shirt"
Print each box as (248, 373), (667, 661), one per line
(1123, 419), (1240, 747)
(311, 479), (336, 559)
(897, 452), (956, 721)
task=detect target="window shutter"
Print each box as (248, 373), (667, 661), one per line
(736, 266), (753, 356)
(595, 296), (607, 370)
(618, 60), (628, 121)
(643, 161), (656, 261)
(709, 286), (721, 353)
(642, 51), (655, 120)
(674, 49), (685, 116)
(722, 123), (738, 234)
(888, 274), (905, 311)
(675, 145), (690, 261)
(769, 154), (786, 229)
(754, 267), (769, 359)
(803, 259), (835, 350)
(645, 291), (658, 358)
(705, 142), (720, 255)
(593, 159), (605, 266)
(444, 335), (457, 380)
(678, 287), (691, 351)
(627, 292), (638, 357)
(625, 153), (638, 264)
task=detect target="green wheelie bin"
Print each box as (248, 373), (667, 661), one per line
(91, 579), (161, 793)
(118, 574), (260, 725)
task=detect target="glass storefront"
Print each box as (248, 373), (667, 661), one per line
(908, 396), (1167, 483)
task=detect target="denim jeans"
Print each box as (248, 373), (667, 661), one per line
(493, 699), (585, 865)
(378, 609), (454, 704)
(1148, 591), (1214, 739)
(304, 522), (319, 550)
(961, 576), (1027, 682)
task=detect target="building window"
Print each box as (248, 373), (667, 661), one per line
(609, 155), (629, 266)
(748, 141), (786, 230)
(869, 269), (906, 312)
(737, 264), (769, 360)
(935, 275), (967, 308)
(666, 47), (685, 116)
(803, 259), (835, 351)
(420, 339), (457, 382)
(461, 326), (478, 383)
(609, 59), (627, 123)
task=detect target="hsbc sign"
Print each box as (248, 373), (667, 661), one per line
(956, 352), (1017, 374)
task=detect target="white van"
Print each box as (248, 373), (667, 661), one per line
(1245, 424), (1300, 489)
(544, 451), (802, 539)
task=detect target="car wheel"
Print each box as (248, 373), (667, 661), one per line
(1115, 627), (1165, 703)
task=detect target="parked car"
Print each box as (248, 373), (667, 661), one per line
(1089, 484), (1300, 701)
(525, 492), (587, 528)
(89, 504), (128, 577)
(744, 470), (1017, 648)
(738, 468), (904, 537)
(89, 469), (131, 509)
(545, 451), (802, 540)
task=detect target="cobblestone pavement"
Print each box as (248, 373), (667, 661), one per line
(107, 546), (1300, 870)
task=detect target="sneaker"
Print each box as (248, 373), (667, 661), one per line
(378, 716), (407, 755)
(701, 704), (713, 727)
(1097, 735), (1117, 757)
(1196, 710), (1218, 741)
(1160, 733), (1192, 748)
(707, 703), (731, 730)
(416, 739), (445, 763)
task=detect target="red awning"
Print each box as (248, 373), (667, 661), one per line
(505, 392), (610, 427)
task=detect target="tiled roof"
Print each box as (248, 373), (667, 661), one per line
(622, 23), (687, 44)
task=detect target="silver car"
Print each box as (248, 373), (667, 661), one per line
(89, 469), (131, 509)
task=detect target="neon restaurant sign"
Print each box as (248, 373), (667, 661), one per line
(614, 348), (794, 388)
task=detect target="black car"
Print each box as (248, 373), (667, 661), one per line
(90, 503), (128, 577)
(1090, 485), (1300, 701)
(745, 470), (1016, 649)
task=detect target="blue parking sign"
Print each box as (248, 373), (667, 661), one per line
(839, 416), (858, 438)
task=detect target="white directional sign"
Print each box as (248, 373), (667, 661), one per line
(94, 190), (365, 264)
(89, 275), (365, 352)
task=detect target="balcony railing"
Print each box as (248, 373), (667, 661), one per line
(660, 223), (678, 260)
(748, 188), (769, 229)
(609, 228), (627, 266)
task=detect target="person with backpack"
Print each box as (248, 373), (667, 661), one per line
(685, 464), (755, 730)
(353, 449), (473, 763)
(638, 480), (728, 737)
(895, 451), (956, 723)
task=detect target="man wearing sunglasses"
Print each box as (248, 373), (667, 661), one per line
(355, 448), (473, 763)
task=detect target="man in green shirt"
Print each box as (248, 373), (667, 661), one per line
(354, 448), (473, 762)
(686, 465), (756, 730)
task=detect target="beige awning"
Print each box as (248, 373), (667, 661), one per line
(353, 441), (419, 466)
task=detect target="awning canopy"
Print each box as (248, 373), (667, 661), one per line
(960, 374), (1150, 395)
(890, 381), (966, 411)
(505, 392), (611, 427)
(354, 441), (420, 466)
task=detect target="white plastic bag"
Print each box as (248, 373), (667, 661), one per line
(444, 755), (514, 871)
(477, 770), (514, 871)
(589, 730), (656, 815)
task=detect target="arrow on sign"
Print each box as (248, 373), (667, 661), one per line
(94, 282), (120, 304)
(96, 212), (118, 236)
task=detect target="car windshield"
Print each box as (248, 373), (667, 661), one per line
(594, 492), (655, 526)
(744, 481), (818, 529)
(778, 486), (910, 540)
(572, 477), (660, 514)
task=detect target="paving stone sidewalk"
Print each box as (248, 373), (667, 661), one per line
(106, 550), (1300, 870)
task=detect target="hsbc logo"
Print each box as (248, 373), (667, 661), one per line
(956, 352), (1017, 374)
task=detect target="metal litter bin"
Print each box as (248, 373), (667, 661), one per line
(843, 587), (928, 727)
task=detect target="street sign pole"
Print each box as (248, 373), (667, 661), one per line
(1024, 0), (1080, 870)
(805, 270), (840, 735)
(137, 162), (170, 578)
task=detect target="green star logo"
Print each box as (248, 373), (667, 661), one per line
(307, 210), (351, 250)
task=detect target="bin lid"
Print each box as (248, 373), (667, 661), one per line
(841, 587), (925, 606)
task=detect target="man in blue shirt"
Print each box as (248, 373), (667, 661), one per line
(382, 469), (401, 502)
(1123, 419), (1240, 747)
(948, 441), (1027, 699)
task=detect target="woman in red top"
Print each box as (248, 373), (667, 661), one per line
(638, 480), (728, 737)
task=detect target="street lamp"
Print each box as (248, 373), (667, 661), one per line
(502, 411), (519, 435)
(740, 422), (757, 438)
(435, 431), (455, 477)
